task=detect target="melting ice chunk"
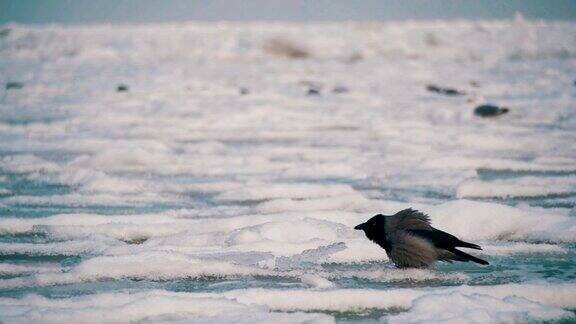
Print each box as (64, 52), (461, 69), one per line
(301, 274), (335, 289)
(275, 242), (347, 271)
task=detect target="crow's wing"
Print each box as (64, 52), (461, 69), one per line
(407, 229), (482, 250)
(386, 208), (432, 235)
(387, 232), (437, 268)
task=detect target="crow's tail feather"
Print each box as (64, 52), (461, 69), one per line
(457, 240), (482, 250)
(450, 248), (489, 265)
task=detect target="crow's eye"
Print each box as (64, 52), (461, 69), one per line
(372, 223), (376, 226)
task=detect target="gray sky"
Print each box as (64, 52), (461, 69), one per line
(1, 0), (575, 25)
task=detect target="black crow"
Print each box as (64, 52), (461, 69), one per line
(355, 208), (489, 268)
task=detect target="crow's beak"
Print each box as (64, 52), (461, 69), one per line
(354, 223), (365, 230)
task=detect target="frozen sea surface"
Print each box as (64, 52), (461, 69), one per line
(0, 20), (576, 323)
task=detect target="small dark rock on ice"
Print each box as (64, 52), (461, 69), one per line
(5, 82), (24, 90)
(332, 86), (349, 94)
(0, 28), (11, 38)
(474, 104), (509, 117)
(117, 84), (129, 92)
(307, 88), (321, 96)
(426, 84), (466, 96)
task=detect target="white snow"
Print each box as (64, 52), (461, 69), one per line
(1, 19), (575, 322)
(457, 176), (576, 198)
(0, 290), (333, 324)
(1, 283), (574, 323)
(387, 292), (572, 323)
(221, 283), (576, 314)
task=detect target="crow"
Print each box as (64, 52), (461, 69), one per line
(354, 208), (489, 268)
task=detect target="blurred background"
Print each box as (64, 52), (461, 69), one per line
(1, 0), (576, 24)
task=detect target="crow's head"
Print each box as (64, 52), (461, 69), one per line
(354, 214), (387, 243)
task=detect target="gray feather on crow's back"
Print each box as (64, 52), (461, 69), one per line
(385, 208), (432, 234)
(388, 231), (437, 268)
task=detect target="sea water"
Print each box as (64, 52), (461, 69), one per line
(0, 20), (575, 323)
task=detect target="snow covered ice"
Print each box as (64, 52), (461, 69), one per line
(1, 19), (576, 323)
